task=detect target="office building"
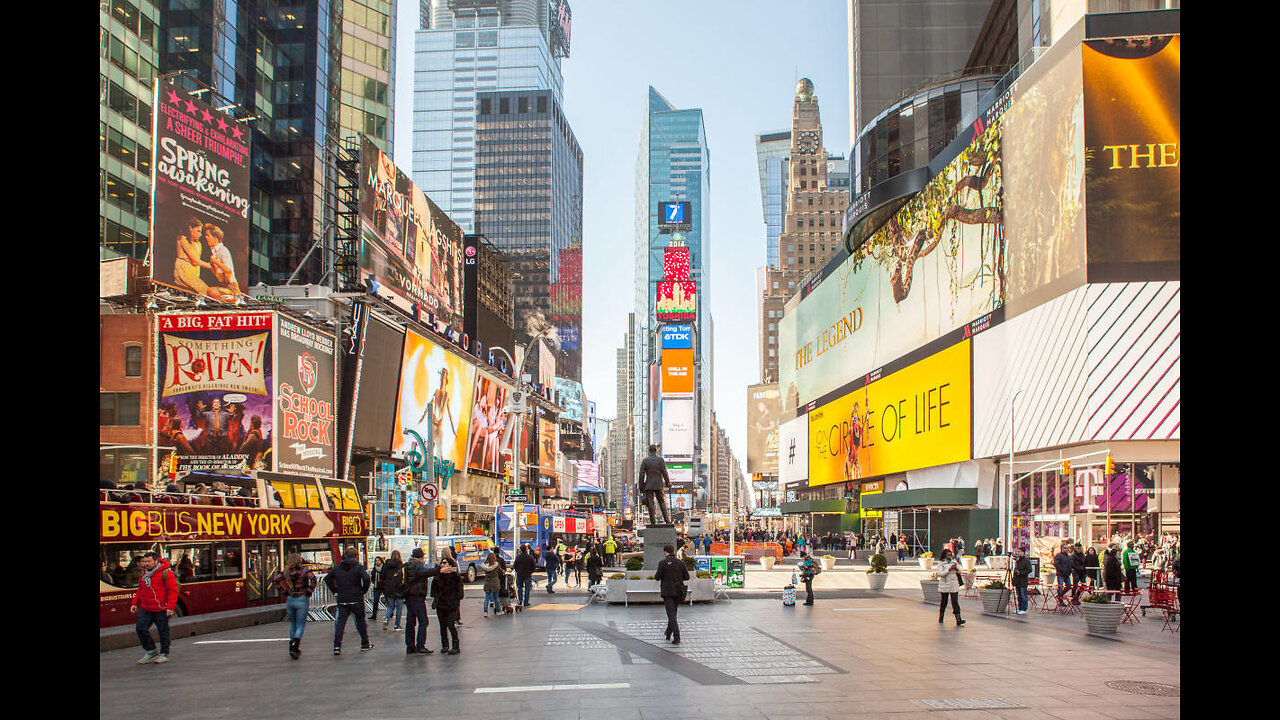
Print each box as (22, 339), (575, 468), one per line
(755, 131), (790, 269)
(338, 0), (396, 155)
(412, 0), (571, 234)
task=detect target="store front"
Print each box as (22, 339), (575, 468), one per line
(1013, 463), (1179, 547)
(861, 488), (998, 557)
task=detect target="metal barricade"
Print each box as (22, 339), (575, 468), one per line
(306, 572), (374, 622)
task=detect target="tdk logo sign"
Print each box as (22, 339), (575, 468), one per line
(661, 325), (692, 349)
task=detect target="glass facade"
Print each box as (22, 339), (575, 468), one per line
(755, 131), (790, 269)
(1014, 464), (1180, 547)
(339, 0), (395, 155)
(474, 89), (584, 380)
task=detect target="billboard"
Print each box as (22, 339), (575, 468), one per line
(555, 377), (584, 421)
(779, 121), (1002, 414)
(668, 465), (693, 485)
(808, 339), (971, 487)
(661, 348), (695, 396)
(537, 414), (557, 483)
(155, 312), (273, 473)
(275, 315), (337, 477)
(571, 459), (601, 491)
(777, 415), (809, 485)
(662, 246), (691, 280)
(390, 330), (477, 468)
(348, 315), (405, 454)
(465, 371), (512, 475)
(661, 324), (692, 349)
(661, 397), (695, 459)
(656, 281), (697, 321)
(1082, 35), (1180, 281)
(537, 339), (556, 390)
(359, 136), (464, 332)
(658, 202), (692, 232)
(149, 79), (251, 301)
(746, 383), (780, 475)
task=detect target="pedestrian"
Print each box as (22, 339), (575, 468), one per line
(401, 547), (452, 655)
(653, 544), (689, 645)
(936, 548), (965, 626)
(1103, 545), (1124, 600)
(1012, 545), (1032, 614)
(1084, 546), (1101, 586)
(1052, 543), (1073, 604)
(1071, 542), (1087, 601)
(544, 542), (561, 594)
(1122, 540), (1140, 591)
(481, 551), (501, 618)
(381, 549), (406, 631)
(514, 544), (535, 607)
(130, 551), (179, 664)
(568, 545), (583, 587)
(324, 546), (374, 655)
(604, 535), (618, 567)
(586, 545), (604, 588)
(955, 535), (965, 557)
(796, 551), (819, 606)
(432, 556), (463, 654)
(271, 553), (317, 659)
(368, 556), (385, 621)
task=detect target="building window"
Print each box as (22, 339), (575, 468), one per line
(124, 345), (143, 377)
(100, 392), (141, 426)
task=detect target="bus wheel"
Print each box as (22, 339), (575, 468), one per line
(466, 565), (477, 584)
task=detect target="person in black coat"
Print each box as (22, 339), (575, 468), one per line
(1070, 543), (1087, 602)
(1083, 547), (1101, 587)
(1012, 546), (1033, 614)
(513, 544), (535, 607)
(431, 556), (464, 654)
(401, 548), (453, 655)
(324, 547), (373, 654)
(1052, 545), (1073, 604)
(368, 556), (385, 620)
(585, 548), (604, 588)
(1102, 545), (1124, 601)
(653, 544), (689, 645)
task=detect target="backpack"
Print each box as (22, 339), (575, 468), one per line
(386, 564), (405, 595)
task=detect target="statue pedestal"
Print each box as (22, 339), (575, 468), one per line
(640, 524), (677, 571)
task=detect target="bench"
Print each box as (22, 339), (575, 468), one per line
(624, 580), (663, 606)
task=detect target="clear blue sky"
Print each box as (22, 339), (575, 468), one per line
(395, 1), (851, 470)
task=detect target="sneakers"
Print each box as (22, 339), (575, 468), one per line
(138, 650), (160, 664)
(360, 643), (375, 651)
(153, 654), (169, 664)
(393, 625), (402, 631)
(408, 647), (433, 655)
(333, 646), (342, 655)
(446, 648), (460, 655)
(383, 620), (389, 631)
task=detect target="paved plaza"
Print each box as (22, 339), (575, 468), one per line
(101, 586), (1180, 720)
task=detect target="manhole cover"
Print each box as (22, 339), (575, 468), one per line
(915, 698), (1025, 711)
(1105, 681), (1180, 697)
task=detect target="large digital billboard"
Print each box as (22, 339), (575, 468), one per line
(390, 330), (477, 469)
(779, 121), (1002, 413)
(275, 315), (337, 477)
(661, 397), (695, 460)
(656, 281), (697, 321)
(660, 348), (694, 396)
(465, 371), (512, 475)
(149, 79), (251, 301)
(777, 415), (809, 485)
(661, 324), (692, 349)
(155, 312), (273, 473)
(537, 413), (557, 484)
(746, 383), (780, 475)
(555, 377), (584, 421)
(808, 340), (972, 487)
(359, 136), (464, 333)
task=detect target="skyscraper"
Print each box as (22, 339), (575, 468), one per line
(755, 131), (791, 270)
(412, 0), (571, 235)
(337, 0), (396, 155)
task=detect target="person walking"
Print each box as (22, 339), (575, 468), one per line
(325, 547), (374, 655)
(1103, 545), (1124, 601)
(271, 553), (318, 659)
(368, 556), (385, 621)
(936, 548), (965, 626)
(514, 544), (535, 607)
(401, 547), (452, 655)
(638, 444), (672, 524)
(653, 544), (689, 645)
(481, 551), (501, 618)
(381, 550), (406, 631)
(544, 542), (561, 594)
(604, 535), (618, 567)
(1070, 542), (1088, 602)
(1052, 544), (1074, 605)
(1012, 546), (1032, 615)
(586, 545), (604, 588)
(130, 551), (179, 664)
(796, 551), (819, 606)
(432, 556), (464, 654)
(568, 545), (583, 588)
(1122, 540), (1141, 591)
(1084, 546), (1101, 586)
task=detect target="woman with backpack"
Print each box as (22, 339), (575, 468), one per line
(271, 553), (317, 660)
(381, 550), (406, 631)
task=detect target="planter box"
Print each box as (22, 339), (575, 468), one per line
(688, 578), (714, 602)
(918, 557), (935, 571)
(867, 572), (888, 591)
(759, 556), (776, 571)
(920, 579), (940, 605)
(820, 556), (836, 571)
(961, 557), (977, 571)
(978, 587), (1011, 614)
(1080, 601), (1125, 634)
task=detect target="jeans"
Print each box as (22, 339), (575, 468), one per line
(483, 590), (499, 614)
(803, 578), (814, 605)
(404, 597), (429, 650)
(938, 592), (962, 619)
(384, 595), (403, 626)
(333, 603), (370, 647)
(1124, 568), (1138, 592)
(547, 566), (558, 591)
(285, 595), (309, 639)
(663, 597), (680, 641)
(438, 609), (459, 650)
(1016, 585), (1029, 612)
(136, 609), (171, 654)
(517, 576), (532, 605)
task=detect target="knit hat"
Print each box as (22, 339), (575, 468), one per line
(411, 547), (425, 558)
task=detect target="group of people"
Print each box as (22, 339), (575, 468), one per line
(99, 478), (279, 508)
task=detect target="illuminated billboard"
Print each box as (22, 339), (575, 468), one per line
(661, 397), (695, 459)
(777, 415), (808, 485)
(746, 383), (780, 475)
(661, 324), (692, 349)
(656, 281), (697, 321)
(660, 348), (694, 396)
(555, 377), (584, 421)
(465, 371), (512, 475)
(390, 330), (478, 468)
(658, 201), (692, 232)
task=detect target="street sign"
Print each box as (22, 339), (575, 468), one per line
(506, 492), (528, 503)
(420, 483), (439, 503)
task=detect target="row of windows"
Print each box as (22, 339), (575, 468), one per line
(347, 35), (390, 71)
(340, 69), (389, 104)
(455, 30), (499, 49)
(101, 392), (141, 427)
(106, 0), (158, 46)
(102, 219), (149, 261)
(345, 1), (391, 36)
(339, 105), (388, 140)
(102, 76), (152, 133)
(103, 171), (150, 220)
(102, 124), (151, 177)
(478, 95), (552, 116)
(103, 28), (158, 87)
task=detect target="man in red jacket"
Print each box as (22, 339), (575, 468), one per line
(131, 551), (179, 664)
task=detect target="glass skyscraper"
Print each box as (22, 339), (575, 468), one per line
(337, 0), (396, 156)
(754, 131), (790, 270)
(412, 0), (569, 234)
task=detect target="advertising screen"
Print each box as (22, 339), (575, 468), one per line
(658, 201), (692, 232)
(668, 464), (693, 485)
(538, 415), (557, 483)
(275, 315), (337, 477)
(660, 348), (694, 396)
(358, 136), (464, 332)
(746, 383), (780, 475)
(571, 460), (601, 491)
(155, 312), (272, 473)
(349, 316), (405, 453)
(149, 79), (250, 301)
(661, 324), (693, 349)
(555, 377), (584, 421)
(808, 340), (971, 486)
(662, 246), (691, 280)
(779, 122), (1002, 414)
(656, 281), (697, 321)
(777, 415), (809, 485)
(390, 330), (477, 468)
(538, 339), (556, 390)
(465, 371), (511, 475)
(661, 397), (695, 459)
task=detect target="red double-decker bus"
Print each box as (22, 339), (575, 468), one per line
(99, 469), (368, 628)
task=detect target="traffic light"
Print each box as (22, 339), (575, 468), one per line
(168, 453), (179, 477)
(1060, 460), (1071, 476)
(1104, 454), (1115, 475)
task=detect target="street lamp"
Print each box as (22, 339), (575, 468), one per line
(490, 338), (546, 561)
(1005, 389), (1025, 553)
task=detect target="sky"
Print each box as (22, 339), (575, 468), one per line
(395, 0), (851, 472)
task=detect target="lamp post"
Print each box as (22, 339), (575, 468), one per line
(1005, 389), (1024, 552)
(490, 343), (537, 562)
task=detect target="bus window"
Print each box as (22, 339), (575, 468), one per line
(286, 540), (334, 569)
(339, 487), (362, 510)
(293, 484), (321, 509)
(269, 480), (296, 508)
(167, 544), (214, 582)
(101, 545), (153, 588)
(213, 544), (243, 580)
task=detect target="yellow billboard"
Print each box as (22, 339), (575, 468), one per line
(808, 340), (971, 486)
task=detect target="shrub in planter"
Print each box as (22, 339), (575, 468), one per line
(917, 552), (934, 571)
(977, 580), (1011, 613)
(608, 573), (624, 580)
(695, 571), (711, 579)
(683, 556), (697, 572)
(867, 553), (889, 590)
(1079, 593), (1125, 634)
(920, 575), (941, 604)
(625, 557), (644, 571)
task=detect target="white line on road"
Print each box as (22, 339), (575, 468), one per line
(831, 607), (895, 611)
(194, 638), (290, 644)
(474, 683), (630, 694)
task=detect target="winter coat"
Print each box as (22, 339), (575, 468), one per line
(1103, 553), (1124, 589)
(654, 554), (689, 598)
(1071, 551), (1086, 577)
(431, 569), (463, 612)
(482, 560), (501, 593)
(513, 552), (536, 579)
(402, 558), (441, 599)
(1052, 551), (1073, 580)
(272, 564), (317, 598)
(936, 559), (963, 594)
(380, 557), (405, 597)
(132, 559), (180, 612)
(323, 557), (371, 605)
(1012, 556), (1033, 588)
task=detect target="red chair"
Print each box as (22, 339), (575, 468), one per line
(1146, 584), (1179, 633)
(1117, 590), (1143, 624)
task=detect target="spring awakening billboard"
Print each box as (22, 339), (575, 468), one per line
(275, 315), (337, 477)
(359, 136), (465, 334)
(780, 121), (1003, 413)
(155, 312), (273, 473)
(149, 79), (251, 301)
(391, 330), (477, 469)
